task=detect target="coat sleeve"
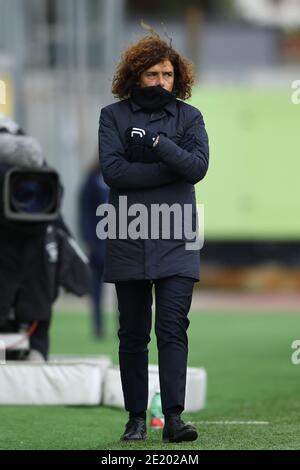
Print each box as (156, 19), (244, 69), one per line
(99, 107), (179, 189)
(153, 111), (209, 185)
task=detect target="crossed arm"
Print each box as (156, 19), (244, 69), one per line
(99, 106), (209, 190)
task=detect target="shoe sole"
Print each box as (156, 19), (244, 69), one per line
(163, 429), (198, 443)
(120, 435), (147, 442)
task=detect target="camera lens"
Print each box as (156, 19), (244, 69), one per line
(11, 175), (55, 214)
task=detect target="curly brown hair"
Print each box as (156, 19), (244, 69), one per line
(112, 35), (194, 100)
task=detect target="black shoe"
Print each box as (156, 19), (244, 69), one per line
(163, 415), (198, 443)
(120, 417), (147, 441)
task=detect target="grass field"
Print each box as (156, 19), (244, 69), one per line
(0, 308), (300, 450)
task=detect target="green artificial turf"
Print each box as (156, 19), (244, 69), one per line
(0, 309), (300, 450)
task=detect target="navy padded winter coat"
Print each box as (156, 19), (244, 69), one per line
(98, 97), (209, 282)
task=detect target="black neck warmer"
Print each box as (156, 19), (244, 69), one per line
(131, 85), (175, 111)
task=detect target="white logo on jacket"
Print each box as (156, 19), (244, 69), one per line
(131, 128), (146, 138)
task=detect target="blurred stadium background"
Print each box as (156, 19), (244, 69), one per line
(0, 0), (300, 450)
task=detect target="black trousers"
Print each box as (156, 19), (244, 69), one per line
(115, 276), (195, 415)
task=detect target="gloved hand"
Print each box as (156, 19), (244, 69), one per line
(124, 127), (160, 164)
(125, 127), (159, 149)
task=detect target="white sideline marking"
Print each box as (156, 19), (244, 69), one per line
(194, 421), (269, 425)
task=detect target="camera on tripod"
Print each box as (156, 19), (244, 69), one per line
(0, 114), (90, 362)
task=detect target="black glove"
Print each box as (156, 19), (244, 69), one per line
(125, 127), (158, 149)
(124, 127), (160, 164)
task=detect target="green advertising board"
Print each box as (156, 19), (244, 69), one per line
(191, 87), (299, 240)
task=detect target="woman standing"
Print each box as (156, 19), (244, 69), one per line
(98, 34), (209, 443)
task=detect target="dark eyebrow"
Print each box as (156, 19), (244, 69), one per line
(146, 70), (173, 75)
